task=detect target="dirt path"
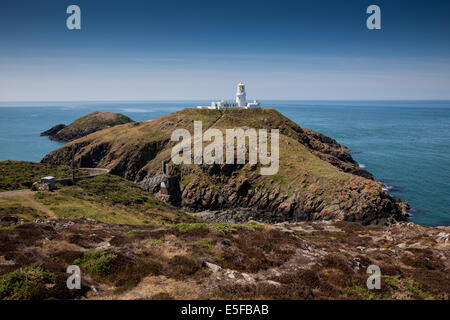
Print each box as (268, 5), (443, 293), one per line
(0, 167), (109, 219)
(0, 190), (57, 219)
(0, 189), (30, 196)
(207, 109), (223, 130)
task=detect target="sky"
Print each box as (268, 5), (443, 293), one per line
(0, 0), (449, 101)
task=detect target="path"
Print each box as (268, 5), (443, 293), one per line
(0, 189), (31, 196)
(0, 189), (57, 218)
(0, 167), (110, 220)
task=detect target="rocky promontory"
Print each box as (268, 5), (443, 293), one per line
(41, 108), (409, 225)
(40, 111), (134, 142)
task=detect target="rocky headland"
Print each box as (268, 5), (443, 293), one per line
(40, 111), (134, 142)
(41, 108), (409, 225)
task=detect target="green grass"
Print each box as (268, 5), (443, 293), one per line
(0, 161), (88, 192)
(348, 280), (385, 300)
(270, 174), (286, 185)
(142, 238), (164, 245)
(0, 265), (55, 300)
(191, 238), (213, 248)
(32, 174), (196, 225)
(74, 250), (117, 278)
(180, 173), (196, 186)
(212, 222), (257, 233)
(69, 112), (133, 129)
(0, 225), (18, 231)
(402, 278), (436, 299)
(0, 203), (47, 221)
(383, 275), (399, 290)
(126, 229), (144, 237)
(176, 223), (209, 233)
(51, 112), (134, 141)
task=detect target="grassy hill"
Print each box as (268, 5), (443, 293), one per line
(0, 161), (88, 192)
(42, 108), (408, 224)
(0, 163), (446, 300)
(0, 174), (195, 226)
(41, 111), (134, 142)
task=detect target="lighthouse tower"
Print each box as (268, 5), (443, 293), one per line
(236, 81), (247, 107)
(196, 81), (260, 109)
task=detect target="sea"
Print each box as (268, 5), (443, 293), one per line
(0, 100), (449, 226)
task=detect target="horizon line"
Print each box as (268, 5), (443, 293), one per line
(1, 99), (450, 104)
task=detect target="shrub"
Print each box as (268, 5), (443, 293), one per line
(74, 249), (117, 278)
(166, 255), (202, 279)
(176, 223), (209, 233)
(0, 265), (55, 300)
(74, 249), (164, 291)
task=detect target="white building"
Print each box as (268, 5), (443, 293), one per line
(197, 82), (261, 109)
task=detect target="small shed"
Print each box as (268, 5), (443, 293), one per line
(40, 176), (55, 190)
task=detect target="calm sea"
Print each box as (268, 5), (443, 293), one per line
(0, 100), (449, 226)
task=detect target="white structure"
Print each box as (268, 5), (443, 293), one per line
(40, 176), (55, 189)
(197, 82), (261, 109)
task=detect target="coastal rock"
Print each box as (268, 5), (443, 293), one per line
(41, 111), (134, 142)
(40, 124), (66, 137)
(0, 215), (18, 224)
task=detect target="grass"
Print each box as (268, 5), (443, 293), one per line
(180, 173), (196, 186)
(270, 174), (286, 184)
(348, 280), (385, 300)
(190, 238), (214, 252)
(383, 275), (399, 290)
(31, 174), (196, 225)
(126, 229), (144, 237)
(69, 112), (133, 129)
(176, 223), (209, 233)
(74, 250), (117, 278)
(212, 222), (263, 233)
(0, 225), (18, 231)
(0, 202), (47, 221)
(157, 108), (353, 213)
(402, 278), (436, 299)
(0, 161), (88, 192)
(142, 238), (165, 245)
(42, 108), (360, 219)
(74, 249), (164, 291)
(51, 112), (134, 141)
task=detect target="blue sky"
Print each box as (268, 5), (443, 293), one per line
(0, 0), (449, 100)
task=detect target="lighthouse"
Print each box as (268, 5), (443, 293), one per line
(196, 82), (260, 109)
(236, 81), (247, 107)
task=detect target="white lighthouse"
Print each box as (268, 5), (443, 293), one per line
(236, 82), (247, 107)
(197, 82), (260, 109)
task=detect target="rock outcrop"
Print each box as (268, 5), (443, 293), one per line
(40, 111), (134, 142)
(41, 108), (409, 224)
(40, 124), (67, 137)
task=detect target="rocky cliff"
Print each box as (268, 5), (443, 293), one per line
(40, 111), (134, 142)
(41, 108), (409, 225)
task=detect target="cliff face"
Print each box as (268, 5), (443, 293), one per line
(41, 108), (409, 225)
(40, 112), (134, 142)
